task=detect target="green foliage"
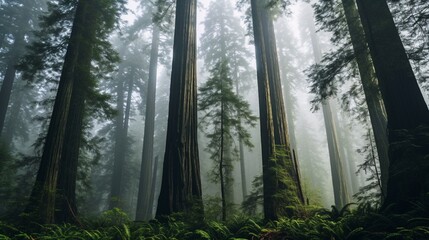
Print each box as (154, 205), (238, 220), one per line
(2, 201), (429, 239)
(272, 145), (302, 216)
(198, 60), (258, 159)
(100, 208), (131, 226)
(242, 146), (303, 218)
(198, 59), (257, 220)
(242, 175), (264, 215)
(354, 128), (383, 207)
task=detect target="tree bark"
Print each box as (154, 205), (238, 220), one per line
(156, 0), (202, 217)
(356, 0), (429, 208)
(110, 69), (125, 209)
(24, 0), (90, 224)
(322, 101), (350, 209)
(55, 0), (97, 222)
(136, 26), (160, 221)
(147, 156), (159, 218)
(251, 0), (303, 220)
(341, 0), (389, 200)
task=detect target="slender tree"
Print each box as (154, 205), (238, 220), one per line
(306, 6), (350, 208)
(199, 0), (255, 204)
(156, 0), (202, 216)
(110, 70), (135, 210)
(136, 26), (160, 221)
(109, 40), (146, 212)
(199, 60), (257, 221)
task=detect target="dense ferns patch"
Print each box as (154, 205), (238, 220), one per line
(1, 203), (429, 239)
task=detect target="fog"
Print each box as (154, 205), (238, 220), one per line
(3, 0), (425, 223)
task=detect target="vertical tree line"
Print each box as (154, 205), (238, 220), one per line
(250, 0), (304, 220)
(156, 0), (202, 217)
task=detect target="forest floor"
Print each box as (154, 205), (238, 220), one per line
(1, 204), (429, 239)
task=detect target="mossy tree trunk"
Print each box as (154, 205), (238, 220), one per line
(251, 0), (303, 220)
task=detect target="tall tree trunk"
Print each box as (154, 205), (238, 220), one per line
(220, 96), (226, 221)
(277, 30), (303, 203)
(251, 0), (303, 220)
(307, 11), (350, 209)
(224, 135), (234, 211)
(341, 0), (389, 200)
(110, 71), (134, 210)
(356, 0), (429, 209)
(337, 119), (359, 196)
(156, 0), (202, 217)
(322, 101), (350, 208)
(24, 0), (90, 224)
(136, 26), (160, 221)
(110, 70), (125, 209)
(55, 1), (97, 222)
(233, 61), (247, 200)
(55, 79), (86, 224)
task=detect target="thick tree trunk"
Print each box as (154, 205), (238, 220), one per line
(24, 0), (90, 224)
(156, 0), (202, 217)
(356, 0), (429, 209)
(55, 1), (97, 222)
(55, 83), (86, 224)
(277, 30), (303, 204)
(341, 0), (389, 200)
(136, 26), (160, 221)
(251, 0), (303, 220)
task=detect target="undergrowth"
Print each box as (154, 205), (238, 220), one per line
(1, 204), (429, 239)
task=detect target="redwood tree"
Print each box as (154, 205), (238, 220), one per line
(24, 1), (94, 224)
(250, 0), (303, 220)
(356, 0), (429, 209)
(24, 0), (122, 223)
(156, 0), (202, 216)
